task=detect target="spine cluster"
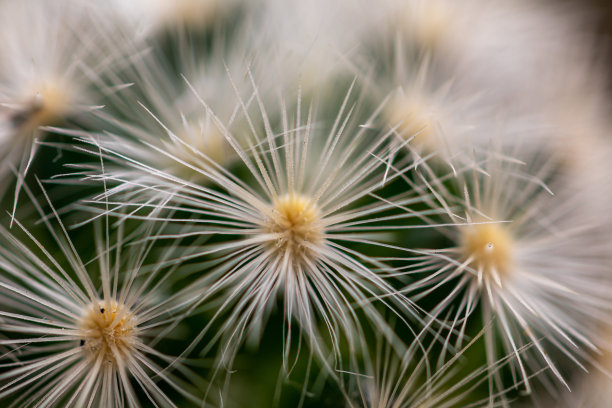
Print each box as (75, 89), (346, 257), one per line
(0, 0), (611, 407)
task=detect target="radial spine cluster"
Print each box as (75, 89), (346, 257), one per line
(0, 0), (611, 407)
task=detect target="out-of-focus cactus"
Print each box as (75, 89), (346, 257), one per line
(0, 0), (611, 407)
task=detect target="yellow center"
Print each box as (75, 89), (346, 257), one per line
(403, 1), (454, 50)
(161, 0), (221, 28)
(384, 94), (440, 152)
(460, 222), (514, 285)
(165, 124), (232, 178)
(78, 300), (137, 364)
(266, 194), (323, 259)
(16, 82), (71, 131)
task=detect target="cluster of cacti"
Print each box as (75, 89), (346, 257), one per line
(1, 0), (611, 407)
